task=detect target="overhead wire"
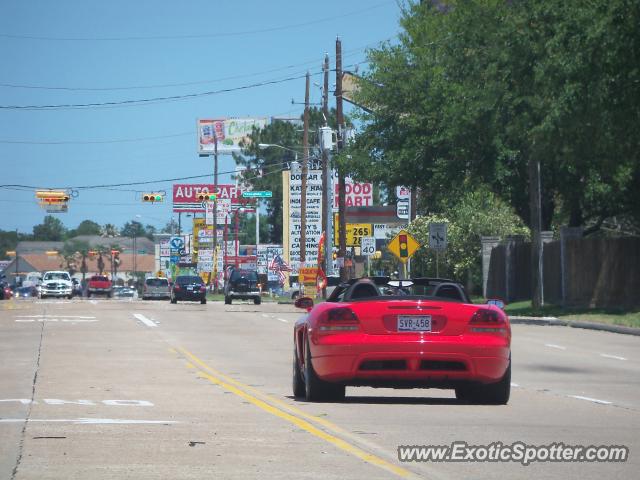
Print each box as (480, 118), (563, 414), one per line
(0, 1), (393, 42)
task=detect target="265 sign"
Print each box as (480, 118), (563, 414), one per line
(333, 217), (372, 247)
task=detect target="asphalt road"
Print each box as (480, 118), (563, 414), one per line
(1, 297), (638, 480)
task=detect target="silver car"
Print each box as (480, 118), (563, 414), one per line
(142, 277), (170, 300)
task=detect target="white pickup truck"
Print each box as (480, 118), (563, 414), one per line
(40, 271), (73, 299)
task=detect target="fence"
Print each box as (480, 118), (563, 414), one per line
(485, 234), (640, 308)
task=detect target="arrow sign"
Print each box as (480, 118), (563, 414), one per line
(242, 191), (272, 198)
(429, 223), (447, 251)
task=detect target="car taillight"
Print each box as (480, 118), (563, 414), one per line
(200, 286), (206, 292)
(469, 308), (507, 333)
(174, 285), (181, 290)
(318, 308), (360, 333)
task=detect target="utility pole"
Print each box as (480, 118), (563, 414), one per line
(300, 71), (310, 274)
(321, 53), (330, 298)
(336, 37), (348, 281)
(212, 137), (219, 292)
(529, 158), (544, 309)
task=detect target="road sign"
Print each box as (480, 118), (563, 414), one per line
(387, 229), (420, 263)
(360, 237), (376, 256)
(242, 191), (272, 198)
(170, 237), (184, 250)
(332, 216), (373, 246)
(429, 223), (447, 251)
(396, 199), (409, 219)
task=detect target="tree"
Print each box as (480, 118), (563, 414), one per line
(161, 219), (179, 234)
(101, 223), (119, 237)
(60, 239), (91, 278)
(121, 221), (145, 238)
(32, 215), (66, 241)
(68, 220), (102, 238)
(350, 0), (640, 232)
(407, 189), (529, 293)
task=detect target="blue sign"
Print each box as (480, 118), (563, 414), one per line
(170, 236), (184, 250)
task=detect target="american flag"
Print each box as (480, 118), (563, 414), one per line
(268, 254), (291, 283)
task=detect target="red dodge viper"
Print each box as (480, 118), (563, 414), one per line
(293, 277), (511, 404)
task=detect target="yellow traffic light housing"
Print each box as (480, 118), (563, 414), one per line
(142, 193), (164, 202)
(35, 190), (70, 204)
(197, 192), (216, 201)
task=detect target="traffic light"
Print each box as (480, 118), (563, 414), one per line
(35, 190), (70, 204)
(399, 234), (409, 258)
(197, 192), (216, 201)
(142, 193), (164, 202)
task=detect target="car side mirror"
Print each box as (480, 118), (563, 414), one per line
(294, 296), (314, 311)
(487, 299), (505, 309)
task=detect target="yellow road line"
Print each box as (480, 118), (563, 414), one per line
(178, 346), (414, 479)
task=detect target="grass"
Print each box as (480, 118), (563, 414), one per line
(501, 300), (640, 329)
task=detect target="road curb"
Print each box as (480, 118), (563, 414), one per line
(510, 316), (640, 336)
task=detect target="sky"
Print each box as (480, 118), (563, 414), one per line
(0, 0), (402, 234)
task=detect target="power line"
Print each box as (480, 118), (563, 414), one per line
(0, 45), (377, 92)
(0, 61), (367, 112)
(0, 2), (393, 42)
(0, 73), (311, 111)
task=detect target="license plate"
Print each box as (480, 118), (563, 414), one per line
(187, 286), (193, 291)
(397, 315), (432, 332)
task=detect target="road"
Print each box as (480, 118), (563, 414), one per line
(1, 297), (638, 480)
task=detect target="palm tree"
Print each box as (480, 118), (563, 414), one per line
(101, 223), (119, 238)
(61, 239), (91, 277)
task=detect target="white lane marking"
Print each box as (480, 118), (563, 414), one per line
(0, 398), (153, 406)
(15, 315), (96, 319)
(544, 343), (567, 350)
(600, 353), (627, 361)
(0, 418), (177, 425)
(510, 383), (520, 388)
(277, 318), (289, 323)
(133, 313), (157, 328)
(15, 318), (98, 323)
(569, 395), (612, 405)
(261, 314), (270, 318)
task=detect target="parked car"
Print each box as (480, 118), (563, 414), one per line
(15, 286), (38, 299)
(0, 281), (12, 300)
(113, 286), (137, 298)
(87, 275), (112, 298)
(224, 268), (261, 305)
(142, 277), (170, 300)
(40, 271), (73, 299)
(170, 275), (207, 304)
(292, 277), (511, 404)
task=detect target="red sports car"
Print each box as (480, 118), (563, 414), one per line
(293, 277), (511, 404)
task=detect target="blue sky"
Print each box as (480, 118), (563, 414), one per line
(0, 0), (402, 234)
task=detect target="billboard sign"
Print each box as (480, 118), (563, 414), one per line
(198, 118), (267, 154)
(173, 184), (248, 213)
(333, 172), (373, 209)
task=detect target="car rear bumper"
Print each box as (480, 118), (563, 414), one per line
(228, 290), (260, 298)
(310, 333), (510, 385)
(174, 292), (206, 301)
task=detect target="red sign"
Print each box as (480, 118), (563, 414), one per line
(173, 184), (250, 212)
(333, 179), (373, 208)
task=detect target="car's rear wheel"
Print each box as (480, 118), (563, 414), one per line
(254, 296), (261, 305)
(201, 298), (207, 304)
(304, 338), (345, 402)
(225, 296), (232, 305)
(456, 362), (511, 405)
(292, 347), (305, 398)
(170, 296), (177, 304)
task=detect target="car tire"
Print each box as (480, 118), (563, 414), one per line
(292, 346), (305, 398)
(456, 361), (511, 405)
(292, 292), (299, 300)
(304, 338), (345, 402)
(201, 298), (207, 305)
(225, 296), (232, 305)
(170, 296), (177, 304)
(87, 292), (91, 298)
(254, 296), (261, 305)
(67, 295), (72, 300)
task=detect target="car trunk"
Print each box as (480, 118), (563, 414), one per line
(347, 300), (479, 336)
